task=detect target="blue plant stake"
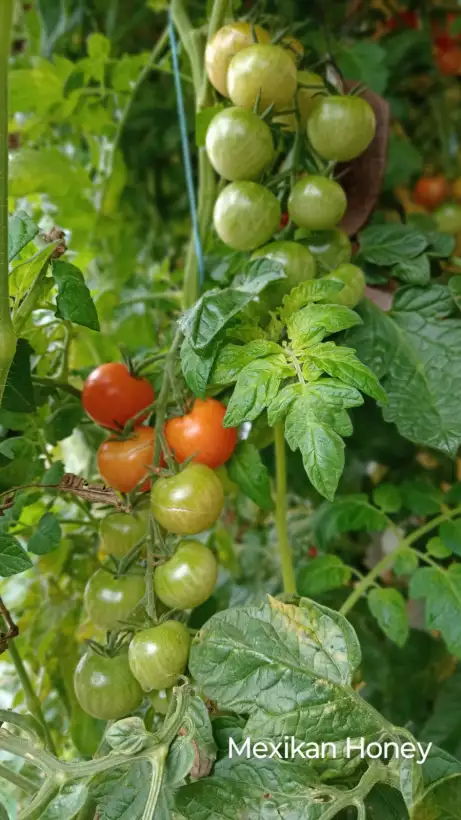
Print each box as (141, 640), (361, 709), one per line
(168, 8), (205, 290)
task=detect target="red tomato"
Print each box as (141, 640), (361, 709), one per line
(413, 175), (450, 210)
(387, 11), (419, 30)
(307, 546), (318, 558)
(165, 398), (237, 469)
(436, 46), (461, 75)
(98, 427), (158, 493)
(278, 212), (289, 230)
(82, 363), (155, 430)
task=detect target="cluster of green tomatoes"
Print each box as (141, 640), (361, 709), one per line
(204, 21), (376, 308)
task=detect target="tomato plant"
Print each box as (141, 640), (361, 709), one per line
(128, 621), (191, 691)
(154, 540), (218, 609)
(151, 464), (224, 535)
(165, 398), (237, 468)
(74, 650), (143, 720)
(307, 95), (377, 162)
(82, 362), (155, 430)
(97, 426), (157, 493)
(227, 44), (297, 111)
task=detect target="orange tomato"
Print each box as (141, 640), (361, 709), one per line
(165, 398), (237, 469)
(413, 175), (450, 210)
(98, 427), (158, 493)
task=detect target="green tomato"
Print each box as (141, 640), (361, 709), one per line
(151, 464), (224, 535)
(434, 203), (461, 234)
(148, 688), (172, 715)
(307, 96), (376, 162)
(227, 44), (297, 112)
(128, 621), (191, 691)
(99, 508), (148, 559)
(251, 240), (316, 307)
(275, 70), (326, 132)
(301, 229), (352, 272)
(206, 108), (274, 181)
(322, 264), (366, 308)
(154, 541), (218, 610)
(213, 181), (281, 251)
(205, 22), (271, 97)
(288, 176), (347, 230)
(74, 650), (143, 720)
(84, 569), (145, 630)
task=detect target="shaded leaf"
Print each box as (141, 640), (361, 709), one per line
(410, 565), (461, 657)
(8, 211), (38, 262)
(228, 442), (273, 510)
(368, 588), (409, 647)
(0, 535), (33, 577)
(358, 224), (427, 266)
(297, 555), (351, 595)
(52, 260), (100, 331)
(28, 512), (62, 555)
(1, 339), (35, 413)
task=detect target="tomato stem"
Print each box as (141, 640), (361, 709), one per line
(0, 0), (16, 405)
(142, 746), (168, 820)
(146, 516), (157, 622)
(273, 423), (296, 595)
(7, 641), (57, 755)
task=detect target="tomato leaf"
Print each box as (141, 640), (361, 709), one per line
(89, 761), (152, 820)
(439, 520), (461, 557)
(335, 41), (389, 94)
(1, 339), (36, 413)
(373, 483), (402, 513)
(309, 495), (388, 550)
(52, 260), (100, 331)
(392, 254), (430, 285)
(180, 336), (218, 398)
(8, 211), (39, 262)
(303, 342), (387, 403)
(0, 535), (33, 577)
(28, 512), (62, 555)
(210, 340), (283, 387)
(228, 442), (274, 510)
(297, 555), (351, 595)
(383, 134), (423, 190)
(347, 288), (461, 455)
(41, 784), (88, 820)
(426, 231), (456, 258)
(410, 565), (461, 657)
(368, 588), (409, 647)
(45, 397), (83, 445)
(358, 224), (428, 266)
(401, 481), (443, 516)
(287, 303), (362, 348)
(223, 356), (290, 427)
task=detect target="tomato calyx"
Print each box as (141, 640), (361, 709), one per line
(85, 631), (130, 660)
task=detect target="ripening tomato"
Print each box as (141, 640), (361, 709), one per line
(323, 264), (366, 308)
(434, 203), (461, 234)
(98, 427), (156, 494)
(74, 650), (143, 720)
(82, 363), (154, 430)
(275, 70), (326, 132)
(154, 541), (218, 610)
(251, 240), (316, 307)
(205, 22), (270, 97)
(84, 569), (145, 630)
(302, 229), (352, 272)
(307, 96), (376, 162)
(413, 175), (450, 210)
(387, 11), (419, 30)
(436, 46), (461, 76)
(227, 44), (297, 112)
(128, 621), (191, 691)
(205, 108), (274, 181)
(213, 181), (281, 251)
(288, 176), (347, 231)
(165, 398), (237, 469)
(151, 464), (224, 535)
(99, 507), (149, 558)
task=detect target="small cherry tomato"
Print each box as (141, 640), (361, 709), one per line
(165, 398), (237, 469)
(434, 203), (461, 233)
(288, 176), (347, 231)
(303, 229), (352, 272)
(151, 464), (224, 535)
(205, 22), (270, 97)
(97, 427), (156, 494)
(307, 96), (376, 162)
(99, 507), (149, 559)
(74, 650), (143, 720)
(82, 363), (154, 430)
(128, 621), (191, 691)
(205, 107), (274, 181)
(251, 240), (316, 308)
(436, 46), (461, 76)
(213, 181), (281, 251)
(413, 175), (450, 210)
(84, 569), (145, 630)
(323, 264), (366, 308)
(227, 44), (297, 112)
(154, 541), (218, 610)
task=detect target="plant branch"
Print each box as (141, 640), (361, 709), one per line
(7, 642), (57, 755)
(153, 326), (183, 466)
(0, 764), (37, 795)
(0, 0), (16, 404)
(273, 423), (296, 594)
(142, 746), (168, 820)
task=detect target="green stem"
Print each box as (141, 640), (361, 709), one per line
(12, 245), (58, 335)
(7, 642), (57, 755)
(18, 779), (60, 820)
(146, 518), (156, 622)
(0, 0), (16, 404)
(142, 747), (168, 820)
(0, 764), (37, 795)
(153, 326), (183, 466)
(273, 423), (296, 595)
(32, 377), (81, 398)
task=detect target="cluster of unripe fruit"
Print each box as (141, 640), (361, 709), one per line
(203, 21), (375, 308)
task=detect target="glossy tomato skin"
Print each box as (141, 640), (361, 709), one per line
(84, 569), (145, 630)
(99, 508), (149, 558)
(302, 229), (352, 272)
(154, 541), (218, 610)
(165, 398), (237, 469)
(74, 650), (143, 720)
(206, 108), (274, 181)
(288, 176), (347, 231)
(435, 203), (461, 234)
(82, 363), (154, 430)
(128, 621), (191, 691)
(205, 22), (270, 97)
(214, 181), (281, 251)
(251, 241), (316, 307)
(307, 96), (376, 162)
(227, 44), (297, 112)
(413, 176), (450, 210)
(151, 464), (224, 535)
(275, 71), (326, 132)
(98, 427), (156, 494)
(323, 264), (366, 308)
